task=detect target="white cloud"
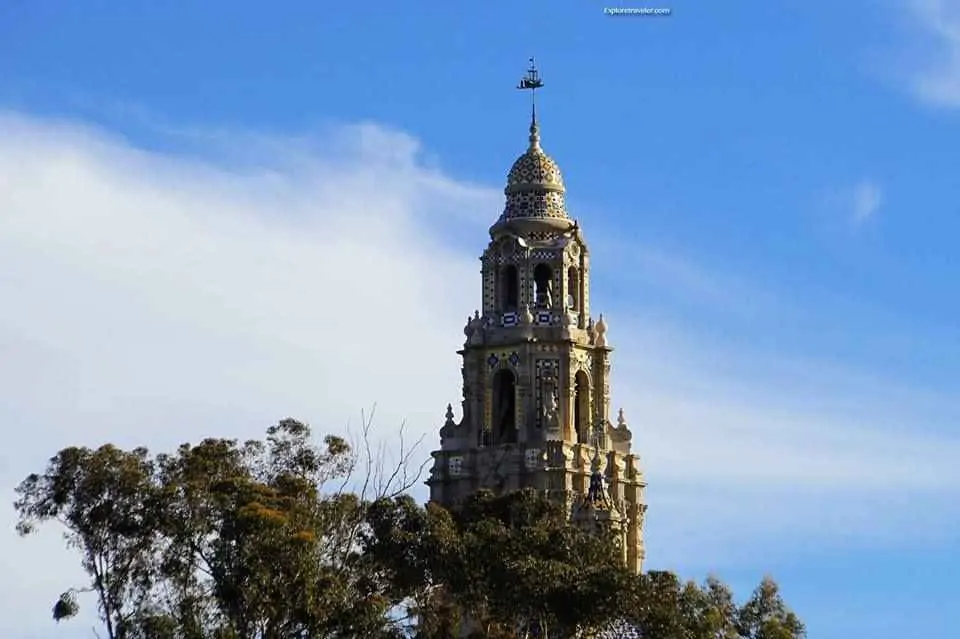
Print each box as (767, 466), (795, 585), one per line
(897, 0), (960, 107)
(607, 319), (960, 568)
(0, 113), (495, 636)
(1, 111), (958, 635)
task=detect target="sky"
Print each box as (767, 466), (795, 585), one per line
(1, 0), (960, 637)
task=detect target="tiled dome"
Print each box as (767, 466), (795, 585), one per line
(492, 118), (572, 233)
(506, 143), (565, 192)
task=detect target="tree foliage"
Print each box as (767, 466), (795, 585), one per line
(364, 488), (637, 638)
(15, 417), (422, 638)
(15, 419), (805, 639)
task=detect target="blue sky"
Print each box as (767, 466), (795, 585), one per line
(2, 1), (960, 637)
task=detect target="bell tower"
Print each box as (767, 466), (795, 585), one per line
(427, 60), (647, 572)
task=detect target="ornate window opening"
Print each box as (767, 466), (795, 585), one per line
(567, 266), (580, 310)
(492, 369), (517, 444)
(533, 263), (553, 308)
(499, 265), (519, 312)
(574, 370), (590, 444)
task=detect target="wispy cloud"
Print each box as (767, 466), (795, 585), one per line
(606, 312), (960, 567)
(1, 112), (958, 635)
(825, 179), (882, 225)
(852, 179), (882, 222)
(898, 0), (960, 107)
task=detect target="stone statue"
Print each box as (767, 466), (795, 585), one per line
(541, 374), (560, 431)
(545, 388), (558, 415)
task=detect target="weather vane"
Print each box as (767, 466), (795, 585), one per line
(517, 57), (544, 118)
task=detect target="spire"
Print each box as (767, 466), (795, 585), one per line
(529, 109), (541, 151)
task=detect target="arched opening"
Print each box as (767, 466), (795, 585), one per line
(492, 369), (517, 444)
(500, 265), (519, 312)
(567, 266), (580, 310)
(480, 427), (492, 447)
(533, 263), (553, 308)
(574, 370), (590, 444)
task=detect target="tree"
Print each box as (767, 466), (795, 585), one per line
(621, 572), (805, 639)
(364, 489), (638, 638)
(15, 415), (425, 639)
(362, 489), (805, 639)
(14, 444), (162, 637)
(736, 577), (806, 639)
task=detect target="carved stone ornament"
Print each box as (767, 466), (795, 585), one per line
(594, 314), (608, 346)
(520, 303), (534, 326)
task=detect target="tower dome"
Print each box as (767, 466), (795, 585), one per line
(505, 120), (565, 193)
(491, 114), (574, 236)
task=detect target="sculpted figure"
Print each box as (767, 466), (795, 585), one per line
(541, 375), (561, 431)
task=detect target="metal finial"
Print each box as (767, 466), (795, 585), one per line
(517, 57), (544, 150)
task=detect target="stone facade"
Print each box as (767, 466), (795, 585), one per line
(426, 107), (647, 574)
